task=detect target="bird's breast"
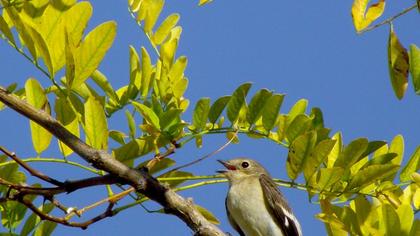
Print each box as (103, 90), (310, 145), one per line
(227, 178), (284, 236)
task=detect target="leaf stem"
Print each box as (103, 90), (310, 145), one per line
(358, 3), (417, 34)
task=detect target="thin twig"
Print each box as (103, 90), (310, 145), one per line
(167, 130), (239, 173)
(358, 3), (417, 34)
(0, 146), (63, 186)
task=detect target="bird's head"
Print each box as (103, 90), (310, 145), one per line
(217, 158), (269, 182)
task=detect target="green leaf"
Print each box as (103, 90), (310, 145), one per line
(138, 158), (175, 174)
(262, 93), (284, 131)
(140, 47), (153, 98)
(109, 130), (127, 145)
(310, 107), (324, 129)
(152, 13), (180, 45)
(125, 110), (137, 139)
(84, 96), (108, 149)
(396, 204), (414, 236)
(0, 16), (14, 44)
(26, 25), (54, 77)
(286, 114), (312, 143)
(388, 26), (409, 100)
(132, 102), (161, 130)
(91, 70), (118, 102)
(55, 96), (79, 156)
(348, 164), (399, 190)
(400, 146), (420, 182)
(168, 56), (187, 82)
(192, 98), (210, 131)
(287, 99), (308, 125)
(303, 139), (336, 181)
(208, 96), (230, 124)
(327, 132), (342, 168)
(227, 83), (252, 124)
(73, 21), (117, 88)
(409, 44), (420, 94)
(194, 204), (220, 225)
(334, 138), (368, 168)
(361, 153), (397, 168)
(316, 167), (344, 191)
(25, 78), (52, 154)
(159, 171), (193, 188)
(286, 131), (317, 180)
(389, 134), (404, 166)
(34, 221), (57, 236)
(160, 109), (183, 131)
(381, 204), (401, 236)
(361, 140), (387, 158)
(246, 89), (272, 125)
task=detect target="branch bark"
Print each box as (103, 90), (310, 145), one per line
(0, 87), (226, 236)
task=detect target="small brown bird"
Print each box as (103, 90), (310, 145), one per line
(218, 158), (302, 236)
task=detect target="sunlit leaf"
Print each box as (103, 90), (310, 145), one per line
(194, 204), (220, 225)
(409, 44), (420, 94)
(208, 96), (230, 124)
(55, 96), (79, 156)
(303, 139), (336, 181)
(400, 146), (420, 182)
(396, 204), (414, 236)
(348, 164), (399, 190)
(388, 26), (409, 100)
(381, 204), (401, 236)
(286, 114), (312, 143)
(159, 170), (193, 188)
(25, 78), (52, 154)
(351, 0), (385, 32)
(246, 89), (272, 125)
(262, 93), (284, 131)
(286, 131), (317, 180)
(90, 70), (118, 102)
(152, 13), (180, 45)
(0, 16), (15, 44)
(73, 21), (117, 88)
(125, 110), (137, 139)
(132, 102), (161, 130)
(141, 47), (153, 97)
(109, 130), (127, 145)
(334, 138), (368, 168)
(227, 83), (252, 124)
(192, 98), (210, 131)
(144, 0), (164, 32)
(84, 96), (108, 149)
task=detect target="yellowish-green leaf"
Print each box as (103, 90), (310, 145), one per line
(316, 167), (344, 191)
(141, 47), (153, 97)
(192, 98), (210, 131)
(132, 102), (161, 130)
(286, 114), (312, 144)
(160, 38), (178, 67)
(262, 93), (284, 131)
(65, 29), (76, 86)
(303, 139), (336, 181)
(227, 83), (252, 124)
(144, 0), (164, 32)
(247, 89), (272, 125)
(389, 135), (404, 165)
(334, 138), (368, 168)
(55, 96), (79, 156)
(25, 78), (52, 154)
(168, 56), (187, 82)
(159, 170), (193, 188)
(173, 78), (188, 98)
(286, 99), (308, 128)
(91, 70), (118, 102)
(348, 164), (399, 190)
(286, 131), (317, 180)
(208, 96), (230, 124)
(388, 26), (409, 100)
(109, 130), (126, 145)
(194, 204), (220, 225)
(397, 204), (414, 236)
(199, 0), (213, 6)
(327, 132), (342, 168)
(152, 13), (180, 45)
(0, 16), (15, 44)
(73, 21), (117, 88)
(65, 2), (93, 44)
(125, 110), (137, 139)
(409, 44), (420, 94)
(351, 0), (385, 32)
(26, 25), (54, 77)
(400, 146), (420, 182)
(381, 204), (401, 236)
(84, 96), (108, 149)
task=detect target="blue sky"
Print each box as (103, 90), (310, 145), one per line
(1, 0), (419, 235)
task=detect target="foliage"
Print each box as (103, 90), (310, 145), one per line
(0, 0), (417, 235)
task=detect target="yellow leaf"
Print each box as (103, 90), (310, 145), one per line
(26, 25), (54, 77)
(73, 21), (117, 88)
(141, 47), (153, 97)
(199, 0), (213, 6)
(25, 78), (52, 154)
(144, 0), (164, 32)
(351, 0), (385, 32)
(0, 16), (15, 44)
(84, 97), (108, 150)
(388, 27), (409, 100)
(151, 13), (180, 45)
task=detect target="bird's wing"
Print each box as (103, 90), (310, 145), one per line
(259, 174), (302, 236)
(225, 197), (245, 236)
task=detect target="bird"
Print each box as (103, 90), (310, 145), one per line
(217, 158), (302, 236)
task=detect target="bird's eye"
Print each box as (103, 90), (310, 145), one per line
(241, 162), (249, 168)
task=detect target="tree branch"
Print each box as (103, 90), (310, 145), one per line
(0, 86), (225, 235)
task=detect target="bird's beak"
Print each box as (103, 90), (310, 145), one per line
(216, 160), (236, 174)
